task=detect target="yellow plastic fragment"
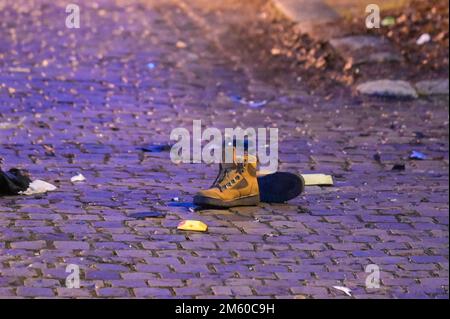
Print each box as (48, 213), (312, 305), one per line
(177, 220), (208, 232)
(301, 174), (334, 186)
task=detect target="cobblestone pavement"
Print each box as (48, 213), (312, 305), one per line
(0, 0), (448, 298)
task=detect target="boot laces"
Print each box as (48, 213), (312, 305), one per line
(212, 163), (245, 191)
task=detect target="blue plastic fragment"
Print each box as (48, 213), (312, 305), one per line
(140, 144), (172, 153)
(229, 95), (268, 108)
(409, 151), (427, 160)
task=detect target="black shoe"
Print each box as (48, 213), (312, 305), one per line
(258, 172), (304, 203)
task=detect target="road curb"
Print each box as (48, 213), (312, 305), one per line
(271, 0), (345, 40)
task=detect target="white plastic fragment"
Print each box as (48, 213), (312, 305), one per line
(20, 180), (57, 195)
(71, 173), (86, 183)
(0, 117), (26, 130)
(332, 286), (352, 296)
(416, 33), (431, 45)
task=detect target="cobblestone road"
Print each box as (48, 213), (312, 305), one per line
(0, 0), (448, 298)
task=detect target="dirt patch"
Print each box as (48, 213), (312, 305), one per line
(341, 0), (449, 82)
(217, 0), (448, 96)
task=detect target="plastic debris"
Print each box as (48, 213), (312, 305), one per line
(20, 180), (57, 195)
(416, 33), (431, 45)
(172, 197), (179, 202)
(129, 212), (166, 219)
(8, 67), (31, 73)
(271, 48), (282, 56)
(332, 286), (352, 297)
(0, 117), (26, 130)
(381, 16), (396, 26)
(70, 173), (86, 183)
(176, 41), (187, 49)
(168, 202), (195, 209)
(147, 63), (156, 69)
(230, 95), (269, 108)
(301, 174), (334, 186)
(140, 144), (172, 153)
(177, 220), (208, 232)
(409, 151), (427, 160)
(415, 132), (426, 139)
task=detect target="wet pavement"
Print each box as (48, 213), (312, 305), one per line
(0, 0), (448, 298)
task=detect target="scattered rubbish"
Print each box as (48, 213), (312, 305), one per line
(381, 16), (396, 26)
(8, 67), (31, 73)
(140, 144), (172, 153)
(392, 163), (406, 171)
(0, 117), (26, 130)
(409, 151), (427, 160)
(230, 95), (269, 108)
(176, 41), (187, 49)
(332, 286), (352, 297)
(301, 174), (334, 186)
(168, 202), (194, 208)
(271, 48), (282, 56)
(43, 144), (56, 156)
(70, 173), (86, 183)
(129, 212), (166, 219)
(172, 197), (179, 202)
(373, 152), (382, 163)
(414, 132), (426, 139)
(177, 220), (208, 232)
(20, 180), (57, 195)
(416, 33), (431, 46)
(147, 63), (156, 69)
(0, 168), (31, 196)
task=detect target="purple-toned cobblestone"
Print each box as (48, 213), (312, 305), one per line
(0, 0), (448, 299)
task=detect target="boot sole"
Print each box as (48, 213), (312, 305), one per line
(258, 172), (305, 203)
(193, 194), (260, 208)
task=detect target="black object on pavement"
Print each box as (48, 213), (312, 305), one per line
(140, 144), (172, 153)
(0, 168), (32, 196)
(258, 172), (305, 203)
(129, 212), (166, 219)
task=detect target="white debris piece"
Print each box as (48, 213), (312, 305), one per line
(332, 286), (352, 297)
(20, 180), (57, 195)
(416, 33), (431, 45)
(71, 173), (86, 183)
(0, 117), (26, 130)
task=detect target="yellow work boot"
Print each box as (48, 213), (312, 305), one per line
(194, 155), (260, 208)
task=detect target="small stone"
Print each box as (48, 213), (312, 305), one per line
(356, 80), (418, 99)
(415, 79), (449, 96)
